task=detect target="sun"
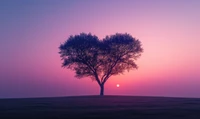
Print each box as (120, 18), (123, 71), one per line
(116, 84), (120, 87)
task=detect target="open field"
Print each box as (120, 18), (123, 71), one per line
(1, 96), (200, 119)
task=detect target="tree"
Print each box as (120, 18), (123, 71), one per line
(59, 33), (143, 96)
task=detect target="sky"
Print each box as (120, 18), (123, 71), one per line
(0, 0), (200, 98)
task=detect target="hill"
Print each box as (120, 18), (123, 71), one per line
(1, 95), (200, 119)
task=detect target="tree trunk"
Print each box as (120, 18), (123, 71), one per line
(100, 84), (104, 96)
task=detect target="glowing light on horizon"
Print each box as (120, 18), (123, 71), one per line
(116, 84), (120, 87)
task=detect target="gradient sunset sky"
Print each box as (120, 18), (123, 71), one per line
(1, 0), (200, 98)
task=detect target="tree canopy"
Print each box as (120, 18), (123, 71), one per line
(59, 33), (143, 95)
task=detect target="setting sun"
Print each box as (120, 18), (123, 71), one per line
(116, 84), (120, 87)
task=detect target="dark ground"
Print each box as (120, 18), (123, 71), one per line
(1, 95), (200, 119)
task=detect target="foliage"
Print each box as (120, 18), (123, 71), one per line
(59, 33), (143, 95)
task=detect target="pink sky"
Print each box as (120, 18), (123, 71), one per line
(0, 0), (200, 98)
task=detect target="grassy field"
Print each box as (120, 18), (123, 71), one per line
(1, 95), (200, 119)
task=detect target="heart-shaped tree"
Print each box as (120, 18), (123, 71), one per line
(59, 33), (143, 96)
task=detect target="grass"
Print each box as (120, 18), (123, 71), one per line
(1, 95), (200, 119)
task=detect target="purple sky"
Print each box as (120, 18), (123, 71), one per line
(0, 0), (200, 98)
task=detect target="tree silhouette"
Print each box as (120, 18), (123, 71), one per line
(59, 33), (143, 96)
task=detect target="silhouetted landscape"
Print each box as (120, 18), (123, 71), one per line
(1, 1), (200, 119)
(1, 96), (200, 119)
